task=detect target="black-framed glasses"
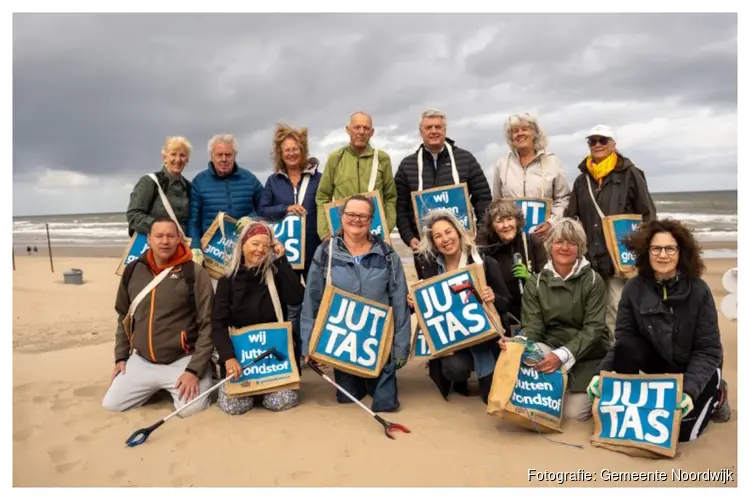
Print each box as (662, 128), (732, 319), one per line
(343, 212), (372, 222)
(587, 136), (609, 147)
(649, 245), (679, 256)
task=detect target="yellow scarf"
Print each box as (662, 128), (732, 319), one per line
(586, 152), (618, 184)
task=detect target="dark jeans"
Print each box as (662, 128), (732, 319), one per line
(333, 359), (399, 412)
(613, 334), (720, 442)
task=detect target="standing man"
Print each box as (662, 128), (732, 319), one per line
(315, 112), (397, 240)
(564, 125), (657, 341)
(394, 109), (492, 278)
(187, 134), (264, 265)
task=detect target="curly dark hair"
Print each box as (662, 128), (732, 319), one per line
(476, 199), (525, 247)
(624, 218), (705, 278)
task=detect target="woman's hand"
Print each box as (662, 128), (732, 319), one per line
(273, 241), (285, 259)
(534, 353), (562, 373)
(225, 358), (243, 380)
(286, 204), (307, 217)
(480, 286), (495, 304)
(407, 293), (415, 310)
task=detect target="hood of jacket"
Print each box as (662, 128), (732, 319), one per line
(144, 241), (193, 274)
(208, 161), (239, 178)
(276, 157), (320, 179)
(538, 256), (594, 285)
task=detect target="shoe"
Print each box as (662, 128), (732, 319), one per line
(711, 379), (732, 423)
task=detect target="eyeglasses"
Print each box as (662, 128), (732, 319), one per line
(343, 212), (372, 222)
(587, 136), (610, 147)
(649, 245), (679, 256)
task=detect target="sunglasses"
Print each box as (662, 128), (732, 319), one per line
(587, 136), (610, 147)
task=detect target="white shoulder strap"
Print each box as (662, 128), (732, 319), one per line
(264, 268), (284, 323)
(297, 174), (311, 205)
(458, 247), (483, 268)
(148, 174), (185, 238)
(521, 232), (532, 272)
(539, 152), (548, 199)
(416, 143), (459, 191)
(326, 237), (334, 283)
(585, 175), (606, 220)
(126, 265), (175, 327)
(368, 149), (379, 192)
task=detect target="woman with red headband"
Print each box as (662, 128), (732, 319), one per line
(211, 220), (305, 415)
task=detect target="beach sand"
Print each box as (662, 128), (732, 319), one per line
(12, 253), (738, 487)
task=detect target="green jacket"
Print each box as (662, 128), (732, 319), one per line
(520, 257), (609, 392)
(315, 144), (397, 239)
(126, 166), (191, 236)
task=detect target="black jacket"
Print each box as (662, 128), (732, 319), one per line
(598, 274), (723, 401)
(478, 231), (547, 322)
(414, 253), (511, 402)
(211, 255), (304, 365)
(395, 138), (492, 245)
(563, 154), (657, 279)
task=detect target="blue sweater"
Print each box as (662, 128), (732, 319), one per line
(258, 159), (322, 274)
(187, 162), (264, 248)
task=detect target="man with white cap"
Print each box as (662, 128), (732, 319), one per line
(564, 125), (656, 341)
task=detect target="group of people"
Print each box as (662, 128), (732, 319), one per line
(104, 110), (731, 444)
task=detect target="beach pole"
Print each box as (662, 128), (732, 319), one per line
(45, 223), (54, 273)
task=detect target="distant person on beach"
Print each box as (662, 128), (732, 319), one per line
(588, 219), (731, 440)
(502, 217), (609, 422)
(564, 125), (657, 340)
(476, 199), (547, 324)
(211, 220), (305, 415)
(301, 195), (411, 413)
(102, 217), (215, 418)
(491, 113), (571, 240)
(26, 246), (31, 255)
(394, 109), (493, 279)
(126, 136), (193, 237)
(314, 112), (397, 240)
(33, 246), (38, 254)
(187, 134), (264, 266)
(411, 209), (511, 403)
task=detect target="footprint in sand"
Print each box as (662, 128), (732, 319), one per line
(13, 426), (39, 442)
(110, 469), (127, 481)
(170, 474), (195, 487)
(48, 447), (68, 463)
(32, 395), (48, 404)
(50, 397), (77, 412)
(74, 434), (92, 443)
(55, 461), (80, 474)
(73, 384), (101, 398)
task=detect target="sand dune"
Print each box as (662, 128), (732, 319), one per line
(12, 256), (738, 487)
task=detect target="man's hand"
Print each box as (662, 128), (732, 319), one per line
(395, 357), (408, 370)
(531, 221), (551, 240)
(110, 361), (126, 384)
(512, 261), (531, 281)
(480, 286), (495, 304)
(225, 358), (242, 380)
(409, 238), (420, 251)
(534, 352), (562, 373)
(191, 249), (204, 266)
(304, 356), (328, 369)
(286, 205), (307, 217)
(407, 293), (415, 310)
(175, 371), (200, 403)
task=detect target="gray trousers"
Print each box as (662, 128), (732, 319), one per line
(102, 353), (213, 418)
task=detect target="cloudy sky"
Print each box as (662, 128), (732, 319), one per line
(12, 11), (737, 216)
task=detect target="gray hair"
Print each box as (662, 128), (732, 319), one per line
(223, 218), (276, 281)
(420, 109), (447, 127)
(544, 217), (588, 257)
(208, 133), (238, 156)
(416, 209), (477, 261)
(504, 113), (548, 151)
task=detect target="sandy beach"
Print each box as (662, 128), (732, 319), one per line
(12, 248), (738, 487)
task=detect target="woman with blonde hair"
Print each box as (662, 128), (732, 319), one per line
(126, 136), (193, 237)
(211, 219), (305, 415)
(411, 209), (512, 403)
(491, 113), (570, 240)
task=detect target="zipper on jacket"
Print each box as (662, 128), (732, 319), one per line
(357, 157), (361, 192)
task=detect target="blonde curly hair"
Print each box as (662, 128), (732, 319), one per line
(272, 123), (309, 173)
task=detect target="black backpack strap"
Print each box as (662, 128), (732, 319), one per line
(182, 261), (197, 317)
(122, 259), (142, 299)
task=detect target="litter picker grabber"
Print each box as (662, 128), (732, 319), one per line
(306, 360), (411, 440)
(449, 281), (510, 340)
(125, 347), (283, 447)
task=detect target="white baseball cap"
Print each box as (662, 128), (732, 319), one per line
(586, 124), (616, 141)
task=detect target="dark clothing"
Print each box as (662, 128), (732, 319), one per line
(126, 167), (191, 236)
(479, 231), (547, 322)
(611, 333), (721, 442)
(395, 138), (492, 245)
(258, 159), (323, 279)
(563, 154), (657, 279)
(414, 253), (511, 402)
(211, 256), (305, 369)
(334, 359), (400, 413)
(598, 273), (724, 403)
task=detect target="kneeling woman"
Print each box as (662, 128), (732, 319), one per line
(506, 217), (610, 421)
(413, 209), (512, 403)
(212, 220), (305, 415)
(588, 219), (730, 440)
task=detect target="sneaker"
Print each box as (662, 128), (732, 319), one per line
(712, 379), (732, 423)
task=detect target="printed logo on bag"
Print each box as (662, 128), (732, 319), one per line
(412, 184), (473, 236)
(309, 287), (394, 378)
(591, 371), (683, 458)
(227, 322), (300, 397)
(272, 215), (305, 270)
(511, 360), (565, 420)
(510, 198), (552, 234)
(200, 213), (238, 279)
(411, 265), (501, 357)
(611, 218), (640, 267)
(325, 191), (391, 244)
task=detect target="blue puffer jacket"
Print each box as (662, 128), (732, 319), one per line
(258, 158), (322, 275)
(300, 234), (411, 361)
(187, 162), (264, 248)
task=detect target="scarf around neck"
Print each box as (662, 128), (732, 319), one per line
(586, 152), (618, 184)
